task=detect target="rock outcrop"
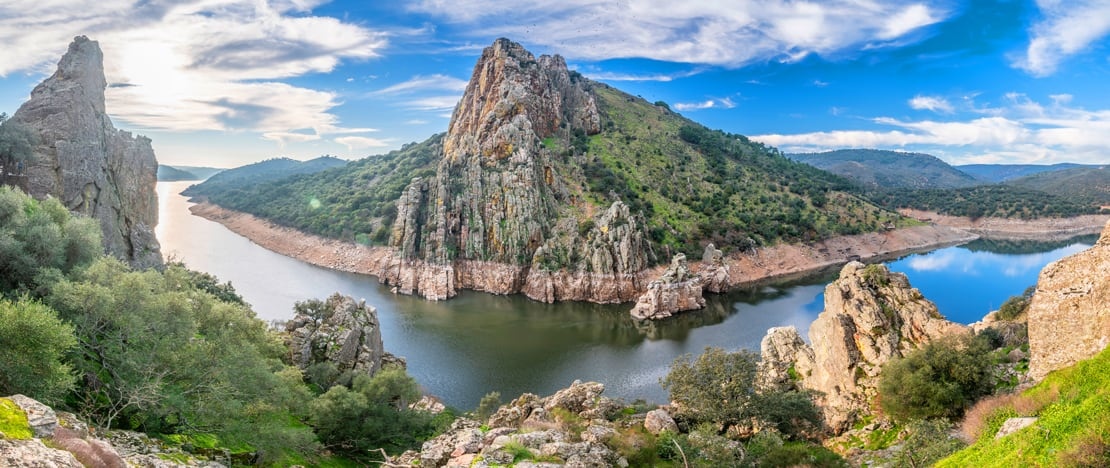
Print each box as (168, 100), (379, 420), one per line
(1027, 221), (1110, 381)
(394, 380), (625, 467)
(758, 262), (965, 432)
(382, 38), (654, 302)
(699, 243), (731, 293)
(630, 253), (705, 320)
(10, 36), (161, 269)
(284, 293), (388, 377)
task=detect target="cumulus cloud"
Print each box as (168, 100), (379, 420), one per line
(411, 0), (944, 67)
(0, 0), (386, 136)
(753, 94), (1110, 164)
(1015, 0), (1110, 76)
(674, 97), (736, 111)
(909, 95), (954, 113)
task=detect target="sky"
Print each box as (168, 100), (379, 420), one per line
(1, 0), (1109, 167)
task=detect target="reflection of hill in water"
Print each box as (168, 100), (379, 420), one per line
(961, 235), (1098, 255)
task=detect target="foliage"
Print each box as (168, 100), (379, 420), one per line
(790, 149), (980, 190)
(309, 365), (440, 456)
(0, 297), (76, 405)
(661, 347), (821, 440)
(166, 261), (245, 305)
(938, 346), (1110, 467)
(873, 184), (1098, 219)
(758, 441), (847, 467)
(0, 397), (34, 439)
(996, 285), (1035, 321)
(1005, 165), (1110, 207)
(0, 186), (102, 295)
(475, 391), (502, 423)
(879, 332), (998, 422)
(0, 112), (37, 167)
(889, 419), (966, 467)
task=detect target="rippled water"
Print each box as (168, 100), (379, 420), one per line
(156, 181), (1094, 408)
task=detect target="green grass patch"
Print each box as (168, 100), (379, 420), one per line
(937, 346), (1110, 467)
(0, 398), (33, 440)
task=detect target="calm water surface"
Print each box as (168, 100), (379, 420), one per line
(156, 181), (1095, 408)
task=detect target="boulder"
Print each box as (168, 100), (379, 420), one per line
(700, 243), (731, 293)
(0, 439), (84, 468)
(643, 409), (678, 435)
(630, 253), (706, 320)
(10, 36), (161, 269)
(284, 293), (386, 377)
(8, 394), (58, 438)
(1027, 221), (1110, 381)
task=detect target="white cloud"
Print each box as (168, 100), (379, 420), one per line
(335, 136), (392, 150)
(411, 1), (945, 67)
(1015, 0), (1110, 76)
(909, 95), (954, 113)
(369, 74), (468, 96)
(581, 69), (704, 82)
(674, 97), (736, 111)
(753, 94), (1110, 164)
(262, 131), (321, 147)
(0, 0), (386, 136)
(404, 95), (462, 112)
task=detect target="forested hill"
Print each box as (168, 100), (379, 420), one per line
(1005, 166), (1110, 207)
(956, 163), (1099, 182)
(183, 156), (346, 198)
(789, 149), (979, 189)
(157, 165), (198, 181)
(186, 38), (905, 262)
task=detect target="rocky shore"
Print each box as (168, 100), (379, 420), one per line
(899, 209), (1110, 241)
(190, 202), (986, 306)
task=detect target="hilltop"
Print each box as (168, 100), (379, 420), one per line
(957, 163), (1099, 182)
(182, 156), (346, 200)
(1005, 165), (1110, 208)
(185, 39), (907, 302)
(789, 149), (980, 190)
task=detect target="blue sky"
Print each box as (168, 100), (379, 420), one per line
(1, 0), (1109, 167)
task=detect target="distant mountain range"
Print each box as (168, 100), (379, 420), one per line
(157, 165), (226, 181)
(182, 156), (346, 197)
(1006, 166), (1110, 206)
(788, 149), (979, 189)
(956, 163), (1102, 183)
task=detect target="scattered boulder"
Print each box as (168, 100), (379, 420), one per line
(0, 439), (84, 468)
(994, 417), (1038, 439)
(630, 253), (705, 320)
(8, 394), (58, 438)
(643, 409), (677, 435)
(1027, 220), (1110, 381)
(10, 36), (161, 269)
(284, 293), (387, 377)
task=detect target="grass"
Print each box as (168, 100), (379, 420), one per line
(937, 345), (1110, 467)
(0, 397), (33, 440)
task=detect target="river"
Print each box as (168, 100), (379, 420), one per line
(155, 181), (1096, 409)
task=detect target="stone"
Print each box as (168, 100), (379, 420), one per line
(630, 253), (706, 320)
(284, 293), (386, 377)
(8, 394), (58, 438)
(0, 439), (84, 468)
(757, 262), (965, 433)
(757, 326), (813, 392)
(10, 36), (161, 269)
(643, 409), (677, 435)
(1027, 221), (1110, 381)
(994, 417), (1038, 439)
(700, 243), (731, 293)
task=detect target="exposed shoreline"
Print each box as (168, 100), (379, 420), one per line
(899, 209), (1110, 241)
(188, 202), (1102, 304)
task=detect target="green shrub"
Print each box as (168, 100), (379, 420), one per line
(996, 285), (1035, 321)
(890, 419), (966, 467)
(0, 297), (76, 404)
(475, 391), (501, 423)
(879, 333), (997, 421)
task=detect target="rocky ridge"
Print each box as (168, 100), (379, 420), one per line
(758, 262), (965, 432)
(10, 36), (161, 269)
(382, 38), (655, 302)
(1027, 220), (1110, 381)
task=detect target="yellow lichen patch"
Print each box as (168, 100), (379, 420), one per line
(0, 398), (33, 440)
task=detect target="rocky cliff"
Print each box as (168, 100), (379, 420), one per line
(1027, 221), (1110, 381)
(759, 262), (965, 432)
(383, 38), (654, 301)
(10, 36), (161, 269)
(630, 253), (705, 320)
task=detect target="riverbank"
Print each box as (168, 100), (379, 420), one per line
(898, 209), (1110, 241)
(189, 202), (986, 303)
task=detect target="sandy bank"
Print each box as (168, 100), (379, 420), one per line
(899, 209), (1110, 241)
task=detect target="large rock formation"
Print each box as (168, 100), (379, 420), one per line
(699, 243), (731, 294)
(10, 36), (161, 269)
(1027, 221), (1110, 381)
(630, 253), (705, 320)
(383, 38), (654, 302)
(284, 293), (389, 377)
(759, 262), (965, 432)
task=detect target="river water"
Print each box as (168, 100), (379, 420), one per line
(156, 181), (1096, 409)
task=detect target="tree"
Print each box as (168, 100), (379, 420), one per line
(0, 187), (102, 295)
(879, 333), (996, 421)
(0, 297), (76, 404)
(0, 113), (37, 169)
(661, 347), (760, 432)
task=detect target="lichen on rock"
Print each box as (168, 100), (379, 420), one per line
(284, 293), (389, 377)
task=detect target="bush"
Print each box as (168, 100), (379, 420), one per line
(879, 333), (997, 421)
(996, 285), (1035, 321)
(661, 347), (760, 431)
(0, 297), (76, 404)
(891, 419), (966, 467)
(475, 391), (501, 423)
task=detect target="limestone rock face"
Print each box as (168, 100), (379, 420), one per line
(700, 243), (731, 293)
(284, 293), (386, 377)
(385, 38), (653, 302)
(10, 36), (161, 269)
(630, 253), (705, 320)
(1028, 221), (1110, 381)
(758, 262), (965, 432)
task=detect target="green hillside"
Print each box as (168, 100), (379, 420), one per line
(183, 156), (347, 199)
(189, 81), (904, 258)
(790, 149), (980, 189)
(1005, 166), (1110, 207)
(157, 165), (198, 181)
(938, 346), (1110, 467)
(957, 163), (1097, 182)
(873, 185), (1098, 219)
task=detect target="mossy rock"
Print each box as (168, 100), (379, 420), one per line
(0, 397), (33, 440)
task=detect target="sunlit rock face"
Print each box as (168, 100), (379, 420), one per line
(11, 36), (161, 269)
(1027, 221), (1110, 381)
